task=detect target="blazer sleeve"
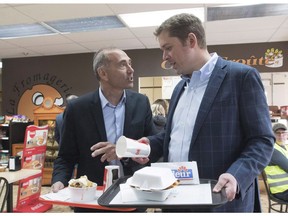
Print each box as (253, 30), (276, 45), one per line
(225, 66), (274, 200)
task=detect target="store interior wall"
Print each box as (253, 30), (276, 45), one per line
(140, 73), (288, 107)
(1, 41), (288, 117)
(260, 72), (288, 106)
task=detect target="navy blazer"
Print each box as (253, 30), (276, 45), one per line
(52, 89), (156, 187)
(149, 57), (275, 212)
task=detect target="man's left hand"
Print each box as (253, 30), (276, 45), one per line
(90, 142), (118, 162)
(213, 173), (238, 201)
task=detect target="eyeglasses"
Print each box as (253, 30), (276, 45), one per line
(275, 131), (288, 136)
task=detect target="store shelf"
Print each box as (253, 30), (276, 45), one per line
(34, 102), (64, 185)
(0, 122), (32, 167)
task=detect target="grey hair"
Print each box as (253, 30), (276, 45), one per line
(92, 47), (118, 80)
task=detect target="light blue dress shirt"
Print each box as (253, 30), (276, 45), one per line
(99, 88), (126, 176)
(168, 53), (218, 162)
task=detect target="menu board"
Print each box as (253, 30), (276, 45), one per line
(14, 125), (52, 212)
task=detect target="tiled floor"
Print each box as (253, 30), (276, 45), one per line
(7, 180), (279, 213)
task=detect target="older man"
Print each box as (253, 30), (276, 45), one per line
(52, 48), (157, 212)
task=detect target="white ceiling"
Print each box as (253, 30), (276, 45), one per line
(0, 3), (288, 59)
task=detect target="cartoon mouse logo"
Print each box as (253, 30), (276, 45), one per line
(17, 84), (64, 121)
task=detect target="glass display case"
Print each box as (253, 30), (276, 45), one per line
(33, 98), (64, 185)
(37, 119), (58, 169)
(1, 122), (32, 166)
(0, 124), (9, 165)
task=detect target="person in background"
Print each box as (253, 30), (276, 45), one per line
(51, 47), (157, 212)
(54, 94), (78, 180)
(134, 13), (274, 212)
(153, 98), (169, 116)
(264, 123), (288, 201)
(151, 101), (166, 132)
(151, 100), (167, 163)
(54, 94), (78, 145)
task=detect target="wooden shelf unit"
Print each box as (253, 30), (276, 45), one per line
(33, 98), (64, 185)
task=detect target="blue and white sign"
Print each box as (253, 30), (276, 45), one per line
(151, 161), (199, 185)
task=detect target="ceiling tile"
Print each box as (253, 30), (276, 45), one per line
(207, 29), (274, 45)
(0, 3), (287, 59)
(80, 38), (145, 51)
(108, 3), (206, 14)
(0, 7), (36, 25)
(138, 37), (159, 48)
(0, 47), (40, 58)
(270, 28), (288, 41)
(129, 26), (157, 38)
(26, 43), (89, 55)
(64, 28), (134, 42)
(12, 4), (115, 21)
(4, 34), (75, 46)
(206, 16), (287, 33)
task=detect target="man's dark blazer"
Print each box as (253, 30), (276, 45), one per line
(149, 57), (275, 212)
(52, 89), (156, 188)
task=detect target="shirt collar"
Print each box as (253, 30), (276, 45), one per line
(181, 52), (218, 83)
(99, 87), (126, 109)
(199, 52), (218, 81)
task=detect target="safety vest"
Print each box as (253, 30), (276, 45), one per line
(264, 144), (288, 194)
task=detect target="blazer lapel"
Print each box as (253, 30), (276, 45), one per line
(90, 90), (107, 141)
(168, 80), (185, 115)
(123, 90), (132, 135)
(190, 58), (228, 148)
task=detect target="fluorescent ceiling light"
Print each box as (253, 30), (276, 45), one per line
(0, 23), (55, 39)
(207, 3), (288, 21)
(119, 8), (204, 28)
(0, 16), (125, 39)
(46, 16), (125, 33)
(218, 3), (262, 7)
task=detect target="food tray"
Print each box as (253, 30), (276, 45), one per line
(98, 176), (227, 209)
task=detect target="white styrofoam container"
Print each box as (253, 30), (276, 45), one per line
(129, 166), (177, 190)
(132, 187), (173, 202)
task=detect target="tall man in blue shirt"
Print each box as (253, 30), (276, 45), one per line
(135, 13), (274, 212)
(51, 47), (156, 212)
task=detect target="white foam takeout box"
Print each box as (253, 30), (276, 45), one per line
(127, 167), (178, 201)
